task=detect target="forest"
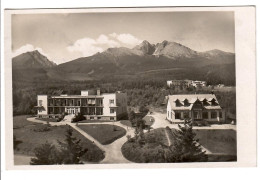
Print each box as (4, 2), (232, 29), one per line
(12, 78), (236, 119)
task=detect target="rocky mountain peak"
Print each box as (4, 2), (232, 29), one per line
(133, 40), (155, 55)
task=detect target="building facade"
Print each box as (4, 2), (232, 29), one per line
(36, 89), (127, 121)
(166, 94), (225, 123)
(191, 80), (207, 87)
(167, 80), (193, 89)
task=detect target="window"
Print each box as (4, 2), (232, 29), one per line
(77, 100), (81, 106)
(211, 112), (217, 119)
(109, 99), (114, 104)
(98, 117), (101, 120)
(175, 100), (182, 107)
(110, 117), (115, 121)
(39, 100), (43, 106)
(90, 117), (94, 120)
(110, 109), (115, 114)
(184, 99), (189, 106)
(202, 112), (208, 119)
(219, 111), (222, 118)
(183, 111), (189, 119)
(175, 112), (181, 119)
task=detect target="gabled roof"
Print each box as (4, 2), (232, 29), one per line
(168, 94), (222, 111)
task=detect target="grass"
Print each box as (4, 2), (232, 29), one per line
(77, 124), (126, 145)
(143, 116), (155, 126)
(120, 116), (155, 128)
(13, 115), (40, 129)
(77, 119), (113, 123)
(120, 120), (132, 127)
(122, 127), (237, 163)
(13, 115), (105, 163)
(35, 117), (59, 122)
(121, 128), (169, 163)
(193, 129), (237, 156)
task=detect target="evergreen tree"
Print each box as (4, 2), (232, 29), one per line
(30, 142), (61, 165)
(30, 126), (88, 165)
(166, 120), (208, 162)
(128, 110), (135, 121)
(58, 126), (88, 164)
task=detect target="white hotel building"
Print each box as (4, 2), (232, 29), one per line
(36, 89), (127, 121)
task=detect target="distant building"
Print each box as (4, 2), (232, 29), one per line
(167, 80), (193, 89)
(36, 89), (127, 121)
(217, 84), (225, 88)
(166, 94), (225, 123)
(191, 80), (206, 87)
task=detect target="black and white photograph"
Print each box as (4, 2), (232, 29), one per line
(3, 6), (256, 170)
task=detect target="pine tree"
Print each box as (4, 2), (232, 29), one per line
(166, 120), (208, 162)
(30, 126), (88, 165)
(30, 142), (61, 165)
(58, 126), (88, 164)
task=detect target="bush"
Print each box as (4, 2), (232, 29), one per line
(117, 112), (128, 120)
(139, 106), (149, 114)
(128, 111), (135, 121)
(72, 113), (86, 123)
(126, 135), (132, 141)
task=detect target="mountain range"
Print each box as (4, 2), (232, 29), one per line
(12, 40), (236, 85)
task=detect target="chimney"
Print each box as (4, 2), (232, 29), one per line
(97, 89), (101, 96)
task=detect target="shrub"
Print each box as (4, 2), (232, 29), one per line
(139, 106), (149, 114)
(117, 112), (128, 120)
(72, 113), (86, 123)
(128, 111), (135, 121)
(31, 127), (88, 165)
(126, 135), (132, 141)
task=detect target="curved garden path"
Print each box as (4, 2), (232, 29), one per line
(26, 116), (134, 164)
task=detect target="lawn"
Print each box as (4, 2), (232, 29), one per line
(143, 116), (155, 126)
(13, 115), (105, 163)
(120, 116), (155, 128)
(120, 120), (132, 127)
(35, 117), (60, 122)
(13, 115), (40, 129)
(193, 129), (237, 157)
(122, 127), (237, 163)
(121, 128), (169, 163)
(77, 124), (126, 145)
(77, 119), (112, 123)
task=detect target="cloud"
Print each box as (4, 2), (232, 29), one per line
(109, 33), (142, 46)
(12, 44), (49, 58)
(68, 33), (142, 57)
(96, 34), (120, 47)
(67, 34), (120, 57)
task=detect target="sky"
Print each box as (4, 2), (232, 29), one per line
(12, 11), (235, 64)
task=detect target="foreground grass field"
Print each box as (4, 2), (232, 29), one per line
(13, 115), (105, 163)
(194, 129), (237, 161)
(78, 124), (126, 145)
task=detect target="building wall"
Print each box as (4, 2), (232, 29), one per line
(172, 109), (225, 122)
(102, 93), (116, 118)
(167, 81), (173, 87)
(115, 92), (127, 116)
(37, 91), (127, 121)
(166, 100), (173, 121)
(37, 95), (48, 115)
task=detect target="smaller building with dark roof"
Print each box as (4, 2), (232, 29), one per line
(166, 94), (225, 123)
